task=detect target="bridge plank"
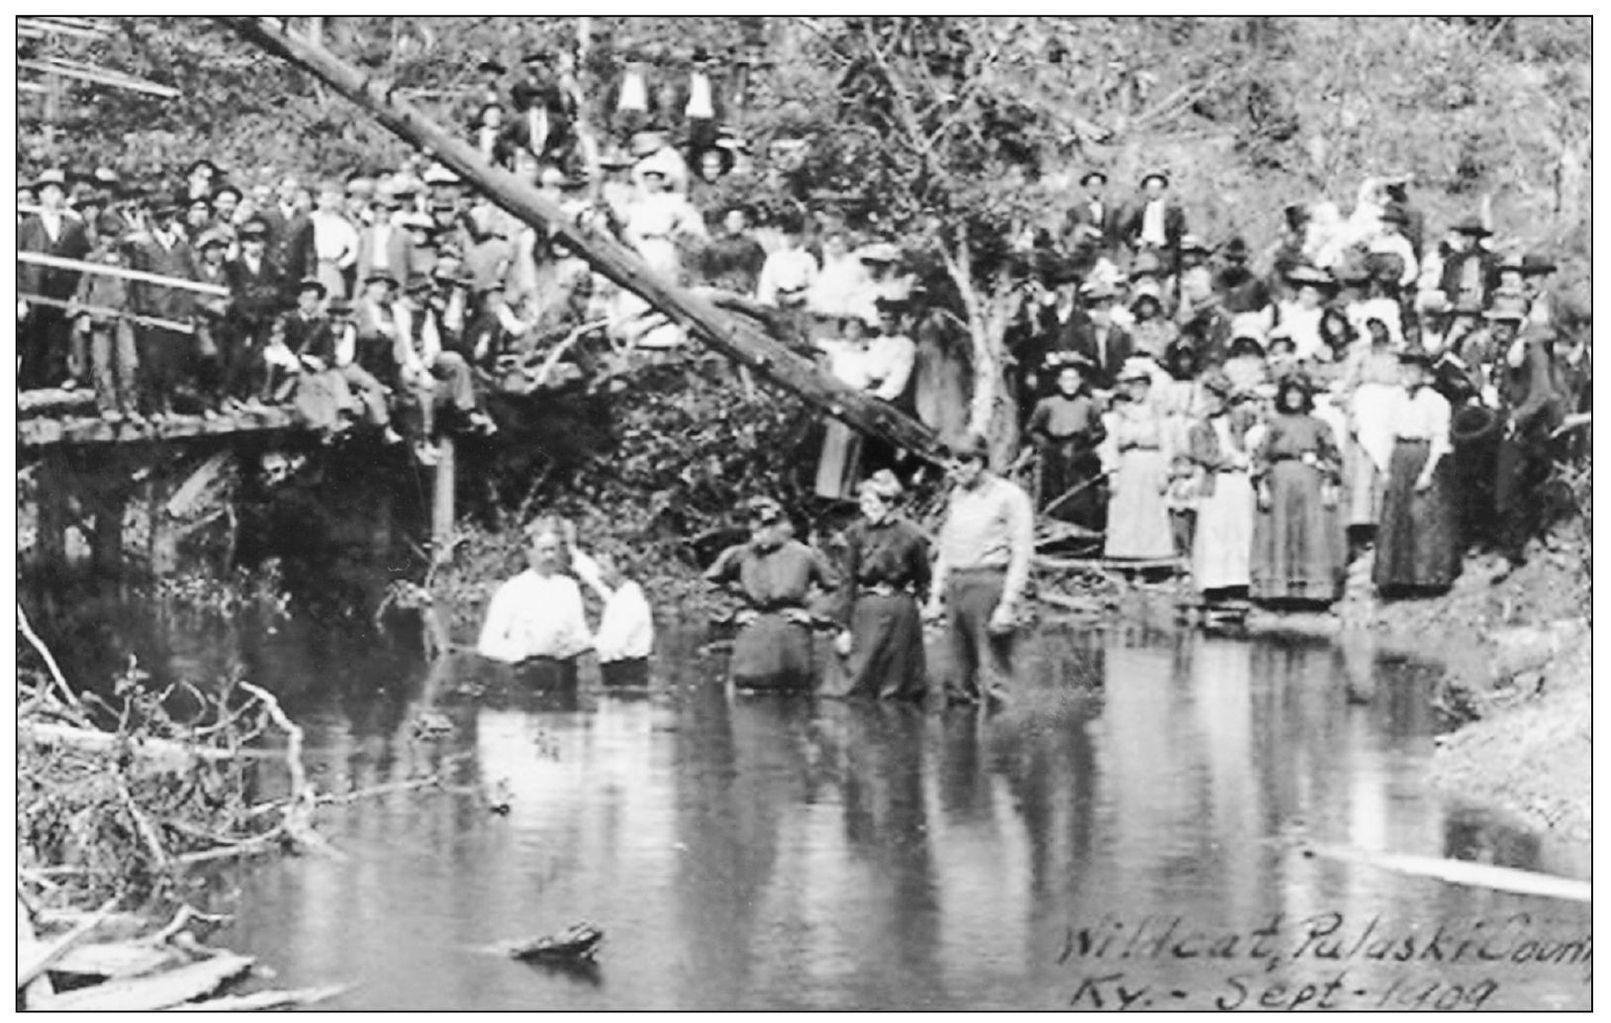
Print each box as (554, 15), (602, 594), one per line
(17, 408), (297, 449)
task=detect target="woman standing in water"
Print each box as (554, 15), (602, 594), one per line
(705, 497), (839, 691)
(1250, 376), (1346, 605)
(830, 470), (931, 701)
(1373, 347), (1461, 596)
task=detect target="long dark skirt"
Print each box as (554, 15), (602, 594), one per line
(1251, 461), (1344, 604)
(1374, 439), (1461, 592)
(842, 592), (927, 699)
(1040, 438), (1105, 529)
(731, 613), (816, 691)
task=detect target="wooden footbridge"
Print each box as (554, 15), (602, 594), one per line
(19, 16), (946, 578)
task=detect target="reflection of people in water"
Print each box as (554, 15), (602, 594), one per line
(477, 519), (592, 685)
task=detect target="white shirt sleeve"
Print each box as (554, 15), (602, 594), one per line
(871, 336), (916, 402)
(476, 579), (520, 662)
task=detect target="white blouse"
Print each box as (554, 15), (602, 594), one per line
(1387, 385), (1452, 461)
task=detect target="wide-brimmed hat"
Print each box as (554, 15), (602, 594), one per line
(238, 217), (269, 238)
(397, 211), (435, 232)
(598, 148), (634, 170)
(1200, 369), (1236, 399)
(857, 242), (901, 264)
(1178, 234), (1210, 254)
(195, 227), (230, 251)
(1451, 214), (1492, 237)
(1520, 253), (1558, 277)
(326, 297), (354, 316)
(1079, 169), (1108, 187)
(857, 468), (903, 502)
(185, 159), (219, 179)
(364, 269), (400, 288)
(1117, 357), (1156, 384)
(345, 177), (376, 197)
(295, 276), (328, 297)
(404, 273), (435, 295)
(476, 58), (507, 75)
(948, 433), (992, 463)
(1397, 345), (1435, 368)
(423, 162), (460, 186)
(1045, 350), (1095, 373)
(1139, 170), (1169, 189)
(1080, 279), (1119, 303)
(1286, 264), (1336, 288)
(1129, 251), (1164, 279)
(1129, 279), (1164, 309)
(33, 168), (69, 190)
(1220, 236), (1251, 262)
(630, 130), (669, 157)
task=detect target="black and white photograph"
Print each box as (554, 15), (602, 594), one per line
(12, 14), (1593, 1011)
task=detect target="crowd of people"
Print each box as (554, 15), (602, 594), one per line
(20, 41), (1588, 622)
(1011, 169), (1588, 603)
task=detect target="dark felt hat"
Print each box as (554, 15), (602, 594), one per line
(238, 217), (270, 238)
(1079, 169), (1109, 187)
(295, 276), (328, 297)
(1139, 170), (1169, 189)
(1378, 203), (1409, 225)
(1520, 253), (1558, 276)
(1452, 214), (1492, 237)
(1220, 236), (1251, 262)
(364, 269), (400, 288)
(1397, 345), (1435, 368)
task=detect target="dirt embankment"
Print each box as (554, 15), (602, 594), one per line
(1322, 544), (1590, 840)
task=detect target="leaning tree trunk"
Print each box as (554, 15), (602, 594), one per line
(944, 238), (1022, 471)
(218, 16), (942, 465)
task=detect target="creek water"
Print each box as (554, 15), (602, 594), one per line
(40, 604), (1592, 1010)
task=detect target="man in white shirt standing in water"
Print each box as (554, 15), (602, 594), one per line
(477, 519), (594, 688)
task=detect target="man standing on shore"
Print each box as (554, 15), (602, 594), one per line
(925, 435), (1036, 706)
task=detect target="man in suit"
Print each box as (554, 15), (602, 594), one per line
(223, 218), (285, 407)
(1069, 281), (1134, 390)
(674, 46), (726, 163)
(603, 48), (657, 143)
(355, 186), (415, 288)
(128, 193), (199, 417)
(1124, 171), (1187, 262)
(1439, 215), (1500, 311)
(259, 175), (313, 284)
(1065, 169), (1126, 256)
(190, 227), (237, 412)
(496, 81), (575, 174)
(18, 168), (93, 389)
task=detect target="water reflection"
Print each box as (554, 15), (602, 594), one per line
(38, 604), (1589, 1010)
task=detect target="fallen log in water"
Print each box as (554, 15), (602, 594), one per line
(168, 983), (350, 1011)
(33, 952), (255, 1010)
(1300, 843), (1592, 903)
(503, 922), (605, 962)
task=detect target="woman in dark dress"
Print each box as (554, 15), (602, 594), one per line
(1250, 376), (1346, 605)
(705, 497), (839, 691)
(831, 470), (931, 700)
(1373, 348), (1461, 595)
(1026, 358), (1106, 529)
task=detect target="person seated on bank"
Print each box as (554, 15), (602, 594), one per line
(829, 470), (931, 701)
(572, 549), (655, 688)
(704, 497), (839, 692)
(477, 520), (594, 686)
